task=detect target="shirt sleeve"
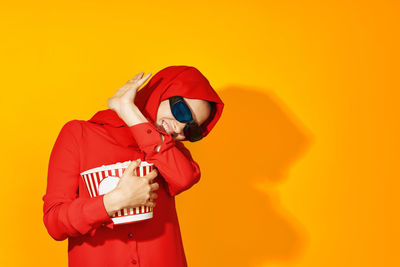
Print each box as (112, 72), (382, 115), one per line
(128, 122), (201, 197)
(42, 120), (113, 241)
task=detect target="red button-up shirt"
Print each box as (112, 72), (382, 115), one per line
(42, 116), (201, 267)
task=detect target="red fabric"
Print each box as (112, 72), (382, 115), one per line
(42, 65), (224, 267)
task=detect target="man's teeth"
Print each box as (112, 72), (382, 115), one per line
(162, 121), (169, 133)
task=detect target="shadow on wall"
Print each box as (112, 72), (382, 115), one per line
(178, 86), (314, 267)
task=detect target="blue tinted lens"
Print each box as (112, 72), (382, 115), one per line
(172, 101), (192, 122)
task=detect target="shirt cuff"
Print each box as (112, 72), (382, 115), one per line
(128, 122), (175, 155)
(83, 194), (114, 233)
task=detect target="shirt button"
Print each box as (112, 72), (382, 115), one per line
(147, 129), (152, 134)
(128, 233), (133, 238)
(131, 259), (137, 264)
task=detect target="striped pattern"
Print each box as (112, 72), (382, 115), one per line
(80, 161), (154, 224)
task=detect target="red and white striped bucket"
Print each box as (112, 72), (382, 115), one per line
(80, 160), (155, 225)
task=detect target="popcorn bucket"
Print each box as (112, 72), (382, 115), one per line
(80, 160), (155, 225)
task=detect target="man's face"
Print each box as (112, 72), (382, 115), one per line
(155, 97), (211, 141)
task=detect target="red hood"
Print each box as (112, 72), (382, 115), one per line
(88, 65), (224, 142)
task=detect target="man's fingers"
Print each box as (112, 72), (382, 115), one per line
(117, 72), (144, 96)
(127, 72), (144, 83)
(144, 169), (158, 182)
(135, 72), (152, 88)
(127, 72), (150, 84)
(150, 182), (159, 191)
(114, 72), (151, 99)
(145, 200), (156, 208)
(150, 192), (158, 200)
(142, 72), (152, 80)
(121, 72), (151, 99)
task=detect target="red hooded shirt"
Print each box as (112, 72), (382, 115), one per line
(42, 65), (224, 267)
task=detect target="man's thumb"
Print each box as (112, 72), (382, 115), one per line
(125, 159), (141, 173)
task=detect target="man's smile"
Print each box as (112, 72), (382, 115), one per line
(162, 120), (171, 134)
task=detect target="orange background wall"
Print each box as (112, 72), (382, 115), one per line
(1, 1), (399, 266)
